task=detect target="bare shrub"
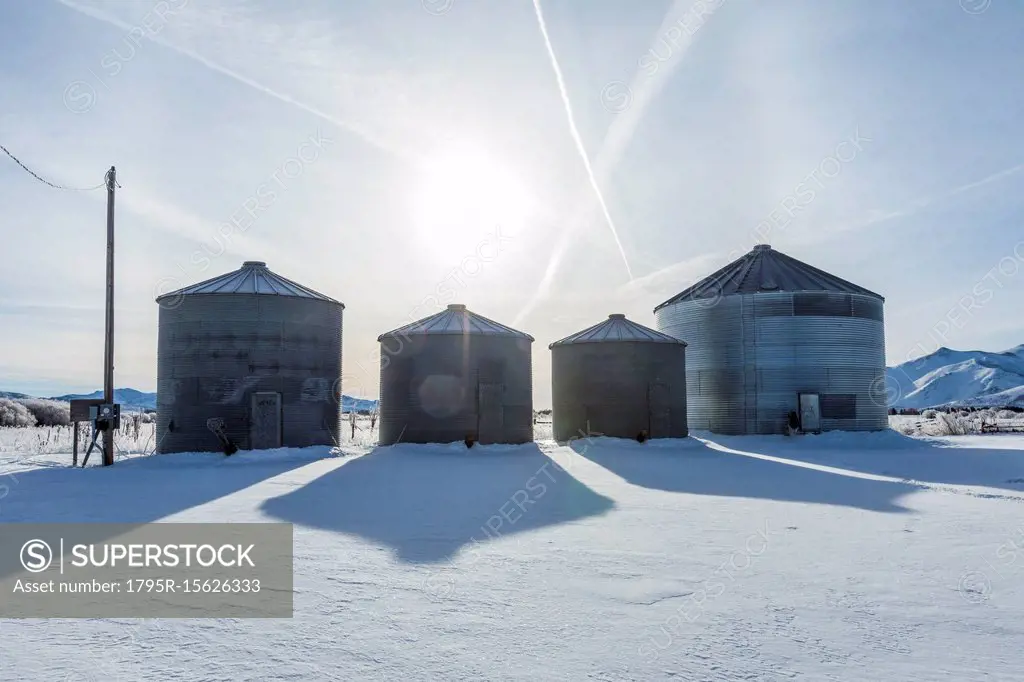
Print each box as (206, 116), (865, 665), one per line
(932, 411), (972, 436)
(17, 399), (71, 426)
(997, 409), (1018, 420)
(0, 399), (37, 428)
(921, 409), (937, 419)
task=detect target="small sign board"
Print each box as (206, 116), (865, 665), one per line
(70, 398), (105, 423)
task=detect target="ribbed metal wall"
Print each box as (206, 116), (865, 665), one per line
(551, 342), (688, 441)
(156, 295), (343, 453)
(378, 335), (533, 445)
(655, 292), (887, 434)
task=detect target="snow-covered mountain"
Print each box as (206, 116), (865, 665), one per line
(341, 395), (378, 413)
(888, 344), (1024, 408)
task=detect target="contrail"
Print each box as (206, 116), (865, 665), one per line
(54, 0), (410, 162)
(821, 160), (1024, 239)
(948, 162), (1024, 196)
(531, 0), (633, 280)
(517, 0), (714, 325)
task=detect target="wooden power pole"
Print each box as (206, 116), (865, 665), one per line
(102, 166), (116, 467)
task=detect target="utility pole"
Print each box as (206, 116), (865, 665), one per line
(102, 166), (116, 467)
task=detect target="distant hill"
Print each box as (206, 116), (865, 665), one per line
(49, 389), (158, 412)
(3, 388), (377, 413)
(888, 344), (1024, 409)
(341, 395), (378, 413)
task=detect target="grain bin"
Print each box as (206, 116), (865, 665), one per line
(377, 304), (533, 445)
(654, 244), (886, 434)
(550, 314), (688, 441)
(155, 261), (343, 453)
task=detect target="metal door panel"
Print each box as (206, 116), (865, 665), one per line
(799, 393), (821, 432)
(250, 391), (282, 449)
(478, 383), (504, 443)
(649, 383), (671, 438)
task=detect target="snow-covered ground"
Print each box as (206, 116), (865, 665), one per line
(2, 425), (1024, 680)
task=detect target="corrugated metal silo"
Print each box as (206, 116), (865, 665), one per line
(155, 261), (344, 453)
(550, 314), (688, 442)
(377, 304), (533, 445)
(654, 245), (887, 435)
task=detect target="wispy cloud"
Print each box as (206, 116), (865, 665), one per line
(824, 161), (1024, 237)
(54, 0), (411, 161)
(618, 251), (725, 300)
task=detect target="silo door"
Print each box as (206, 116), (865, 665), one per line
(798, 393), (821, 432)
(250, 392), (282, 449)
(649, 383), (671, 438)
(478, 383), (504, 443)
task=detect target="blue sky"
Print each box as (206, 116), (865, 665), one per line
(1, 0), (1022, 407)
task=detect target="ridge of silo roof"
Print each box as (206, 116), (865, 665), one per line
(155, 261), (342, 305)
(653, 244), (884, 312)
(549, 314), (686, 348)
(378, 304), (533, 341)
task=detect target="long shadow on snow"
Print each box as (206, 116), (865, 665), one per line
(705, 430), (1024, 493)
(0, 448), (327, 580)
(573, 437), (919, 513)
(260, 443), (616, 564)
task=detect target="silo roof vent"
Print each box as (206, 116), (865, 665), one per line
(155, 260), (341, 305)
(550, 314), (686, 348)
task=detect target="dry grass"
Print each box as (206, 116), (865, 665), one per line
(0, 422), (158, 462)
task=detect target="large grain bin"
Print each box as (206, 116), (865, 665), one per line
(377, 304), (533, 445)
(550, 314), (688, 441)
(654, 244), (886, 434)
(155, 261), (344, 453)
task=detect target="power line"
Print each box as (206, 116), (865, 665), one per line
(0, 143), (106, 191)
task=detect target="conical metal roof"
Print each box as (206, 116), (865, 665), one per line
(378, 304), (533, 341)
(549, 314), (685, 348)
(654, 244), (883, 311)
(156, 261), (341, 305)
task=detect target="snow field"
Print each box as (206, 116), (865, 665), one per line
(0, 429), (1022, 680)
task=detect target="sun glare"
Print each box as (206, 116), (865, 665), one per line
(410, 144), (536, 257)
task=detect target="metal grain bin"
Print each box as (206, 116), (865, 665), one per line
(550, 314), (688, 442)
(377, 304), (533, 445)
(654, 245), (887, 435)
(155, 261), (344, 453)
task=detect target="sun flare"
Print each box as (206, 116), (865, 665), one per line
(410, 144), (536, 256)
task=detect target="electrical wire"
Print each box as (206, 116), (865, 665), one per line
(0, 143), (106, 191)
